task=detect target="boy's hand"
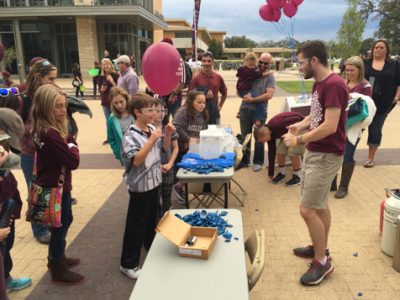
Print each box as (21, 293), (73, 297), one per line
(189, 137), (198, 144)
(150, 129), (162, 142)
(161, 163), (173, 174)
(0, 227), (10, 241)
(164, 123), (176, 137)
(243, 93), (253, 103)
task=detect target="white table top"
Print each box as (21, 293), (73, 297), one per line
(176, 167), (234, 182)
(130, 209), (249, 300)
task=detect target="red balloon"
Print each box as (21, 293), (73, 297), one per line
(142, 42), (182, 96)
(283, 2), (298, 17)
(267, 0), (284, 9)
(273, 8), (282, 22)
(259, 4), (275, 22)
(291, 0), (304, 6)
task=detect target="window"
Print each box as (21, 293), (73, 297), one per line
(175, 32), (192, 38)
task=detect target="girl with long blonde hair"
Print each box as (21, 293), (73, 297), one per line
(31, 84), (84, 285)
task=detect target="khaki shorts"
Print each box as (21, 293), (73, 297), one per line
(276, 139), (305, 157)
(300, 150), (343, 209)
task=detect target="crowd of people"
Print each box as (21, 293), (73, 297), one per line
(0, 37), (399, 299)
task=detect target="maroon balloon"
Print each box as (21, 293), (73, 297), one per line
(259, 4), (275, 22)
(283, 2), (298, 17)
(267, 0), (284, 9)
(0, 44), (4, 62)
(292, 0), (304, 6)
(273, 8), (282, 22)
(142, 42), (181, 96)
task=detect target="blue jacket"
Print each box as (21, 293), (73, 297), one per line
(107, 114), (124, 165)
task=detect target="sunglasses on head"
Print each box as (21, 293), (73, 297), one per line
(40, 60), (51, 67)
(0, 87), (19, 97)
(203, 51), (214, 59)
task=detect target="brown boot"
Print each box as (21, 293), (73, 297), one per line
(335, 162), (356, 199)
(50, 256), (84, 285)
(48, 256), (80, 271)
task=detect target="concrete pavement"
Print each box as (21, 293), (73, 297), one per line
(7, 69), (400, 300)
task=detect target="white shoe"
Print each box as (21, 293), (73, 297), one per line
(253, 164), (262, 172)
(120, 266), (141, 279)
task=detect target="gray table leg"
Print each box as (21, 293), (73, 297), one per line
(224, 183), (228, 208)
(185, 183), (189, 209)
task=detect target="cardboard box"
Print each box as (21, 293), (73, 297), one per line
(156, 212), (218, 259)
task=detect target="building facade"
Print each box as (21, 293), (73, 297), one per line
(0, 0), (167, 79)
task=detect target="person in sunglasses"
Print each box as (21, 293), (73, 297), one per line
(188, 51), (227, 125)
(238, 52), (276, 172)
(20, 59), (57, 245)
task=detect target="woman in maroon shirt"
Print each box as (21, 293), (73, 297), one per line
(31, 84), (84, 285)
(333, 56), (372, 199)
(98, 58), (120, 145)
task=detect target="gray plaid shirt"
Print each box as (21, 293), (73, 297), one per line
(122, 124), (162, 193)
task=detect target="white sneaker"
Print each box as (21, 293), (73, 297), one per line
(253, 164), (263, 172)
(120, 266), (141, 279)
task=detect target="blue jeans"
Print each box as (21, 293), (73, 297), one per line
(344, 138), (360, 163)
(20, 154), (49, 238)
(367, 112), (388, 147)
(102, 105), (111, 125)
(239, 108), (266, 165)
(2, 218), (14, 280)
(49, 192), (73, 259)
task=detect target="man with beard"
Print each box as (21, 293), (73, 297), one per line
(237, 52), (276, 172)
(283, 41), (348, 286)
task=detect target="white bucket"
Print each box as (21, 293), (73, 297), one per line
(199, 127), (224, 159)
(381, 195), (400, 256)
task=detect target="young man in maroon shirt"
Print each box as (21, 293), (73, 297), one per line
(255, 111), (304, 186)
(283, 41), (348, 286)
(188, 51), (227, 124)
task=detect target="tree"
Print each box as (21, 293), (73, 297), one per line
(359, 0), (400, 54)
(224, 35), (257, 48)
(336, 0), (366, 58)
(359, 38), (375, 56)
(359, 0), (400, 22)
(207, 39), (223, 59)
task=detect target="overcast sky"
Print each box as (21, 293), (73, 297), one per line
(162, 0), (378, 42)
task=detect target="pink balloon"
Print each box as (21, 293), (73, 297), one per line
(283, 2), (298, 17)
(267, 0), (284, 9)
(259, 4), (275, 22)
(273, 8), (281, 22)
(291, 0), (304, 6)
(142, 42), (182, 96)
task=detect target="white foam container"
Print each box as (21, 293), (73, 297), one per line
(199, 126), (225, 159)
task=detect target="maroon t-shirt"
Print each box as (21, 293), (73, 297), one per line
(307, 73), (348, 155)
(349, 81), (372, 97)
(33, 128), (80, 192)
(266, 112), (304, 177)
(189, 70), (227, 105)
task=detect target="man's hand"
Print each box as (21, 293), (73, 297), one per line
(218, 105), (223, 111)
(243, 93), (253, 103)
(206, 90), (213, 99)
(287, 124), (301, 136)
(283, 132), (297, 147)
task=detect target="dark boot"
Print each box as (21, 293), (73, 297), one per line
(330, 175), (337, 191)
(335, 161), (356, 199)
(47, 255), (80, 271)
(50, 256), (84, 285)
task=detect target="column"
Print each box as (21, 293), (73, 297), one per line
(75, 16), (99, 82)
(12, 19), (25, 82)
